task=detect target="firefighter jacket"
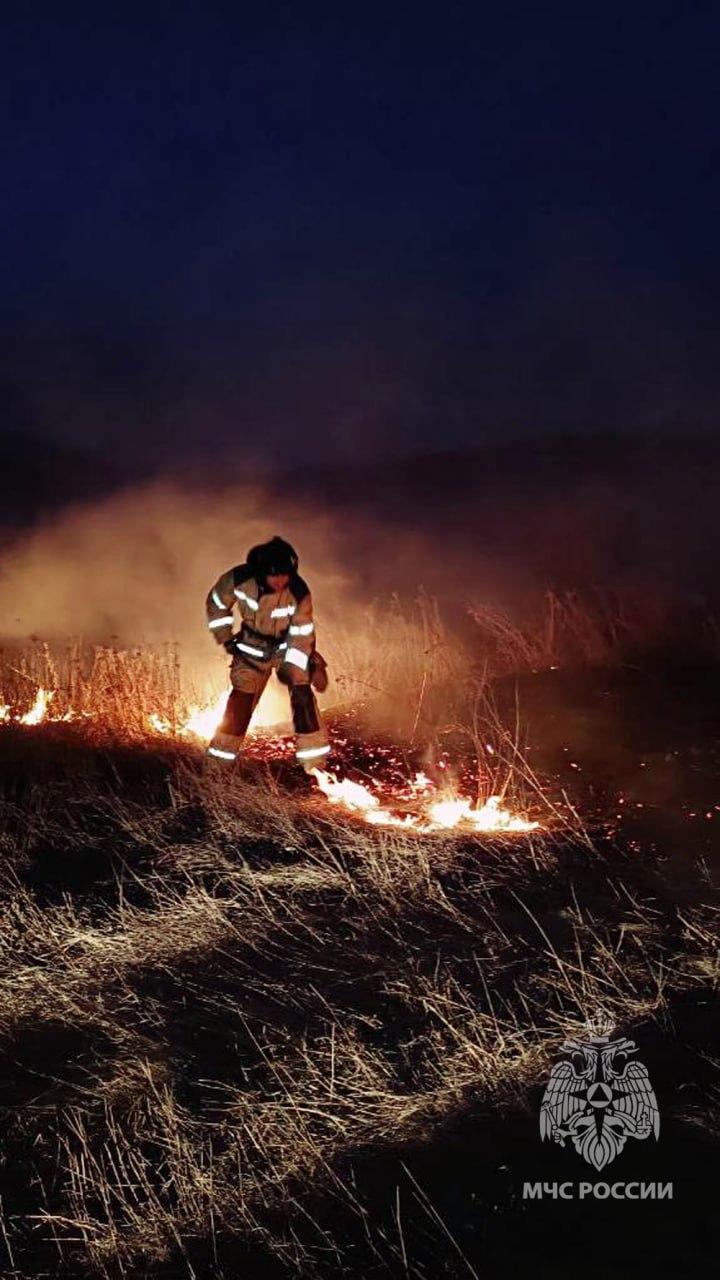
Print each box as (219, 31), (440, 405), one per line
(205, 563), (317, 673)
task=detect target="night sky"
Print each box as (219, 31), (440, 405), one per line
(3, 3), (720, 474)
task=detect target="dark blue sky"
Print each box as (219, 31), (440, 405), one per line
(2, 2), (719, 470)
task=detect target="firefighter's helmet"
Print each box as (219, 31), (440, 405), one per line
(247, 536), (299, 581)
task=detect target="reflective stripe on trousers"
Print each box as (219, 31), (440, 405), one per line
(207, 652), (328, 762)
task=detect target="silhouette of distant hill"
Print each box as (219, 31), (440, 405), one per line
(2, 426), (718, 599)
(286, 430), (720, 509)
(278, 431), (720, 600)
(0, 431), (126, 531)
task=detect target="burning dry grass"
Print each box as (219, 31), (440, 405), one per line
(311, 768), (539, 832)
(0, 594), (552, 837)
(0, 592), (464, 740)
(0, 639), (183, 733)
(0, 586), (710, 739)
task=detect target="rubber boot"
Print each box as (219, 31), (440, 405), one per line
(290, 685), (330, 771)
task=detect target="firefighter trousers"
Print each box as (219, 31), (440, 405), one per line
(207, 651), (329, 767)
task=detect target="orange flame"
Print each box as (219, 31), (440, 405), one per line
(19, 688), (54, 725)
(0, 685), (274, 741)
(148, 689), (230, 741)
(150, 683), (290, 742)
(311, 769), (539, 834)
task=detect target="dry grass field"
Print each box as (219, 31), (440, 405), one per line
(0, 593), (718, 1278)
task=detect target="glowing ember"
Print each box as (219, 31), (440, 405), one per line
(311, 769), (539, 834)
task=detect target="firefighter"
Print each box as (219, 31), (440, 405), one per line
(205, 535), (330, 770)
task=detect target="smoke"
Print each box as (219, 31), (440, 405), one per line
(0, 479), (459, 722)
(0, 433), (717, 700)
(0, 481), (346, 655)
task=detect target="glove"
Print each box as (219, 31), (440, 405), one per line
(309, 650), (329, 692)
(223, 638), (237, 654)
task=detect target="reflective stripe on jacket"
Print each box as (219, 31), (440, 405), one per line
(205, 563), (317, 667)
